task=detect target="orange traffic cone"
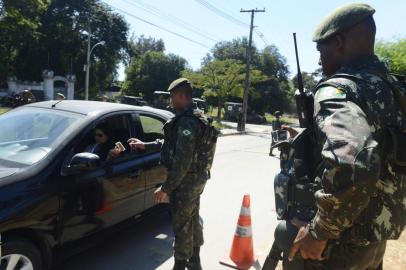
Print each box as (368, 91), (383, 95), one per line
(220, 194), (256, 270)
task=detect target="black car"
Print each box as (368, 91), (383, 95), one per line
(0, 100), (172, 270)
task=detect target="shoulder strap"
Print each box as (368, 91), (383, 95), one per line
(365, 71), (406, 116)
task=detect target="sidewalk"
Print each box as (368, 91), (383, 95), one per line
(219, 121), (272, 137)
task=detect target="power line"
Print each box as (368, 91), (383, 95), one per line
(250, 0), (266, 8)
(194, 0), (270, 47)
(123, 0), (221, 43)
(194, 0), (249, 29)
(108, 5), (212, 49)
(255, 29), (270, 46)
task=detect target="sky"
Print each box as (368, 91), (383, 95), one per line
(101, 0), (406, 80)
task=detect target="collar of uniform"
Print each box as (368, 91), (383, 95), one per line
(175, 105), (194, 116)
(339, 54), (388, 74)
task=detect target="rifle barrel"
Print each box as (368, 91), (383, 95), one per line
(293, 33), (304, 94)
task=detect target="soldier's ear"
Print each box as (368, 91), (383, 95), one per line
(335, 33), (345, 51)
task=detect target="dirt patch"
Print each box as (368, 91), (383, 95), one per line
(384, 230), (406, 270)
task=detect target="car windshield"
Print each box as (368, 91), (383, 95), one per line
(0, 107), (84, 168)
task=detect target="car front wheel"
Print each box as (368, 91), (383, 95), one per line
(1, 238), (42, 270)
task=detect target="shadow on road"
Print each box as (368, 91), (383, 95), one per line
(53, 209), (174, 270)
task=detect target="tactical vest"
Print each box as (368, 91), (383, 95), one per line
(160, 111), (218, 177)
(315, 71), (406, 242)
(274, 127), (323, 222)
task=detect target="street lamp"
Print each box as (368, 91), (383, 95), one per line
(84, 29), (105, 100)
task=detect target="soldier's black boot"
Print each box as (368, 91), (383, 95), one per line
(187, 247), (202, 270)
(173, 259), (187, 270)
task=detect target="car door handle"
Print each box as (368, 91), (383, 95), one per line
(129, 170), (143, 179)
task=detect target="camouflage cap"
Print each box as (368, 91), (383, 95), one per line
(312, 3), (375, 43)
(168, 78), (192, 92)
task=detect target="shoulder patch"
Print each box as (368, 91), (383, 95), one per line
(315, 86), (346, 102)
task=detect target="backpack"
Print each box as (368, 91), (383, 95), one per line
(172, 112), (219, 178)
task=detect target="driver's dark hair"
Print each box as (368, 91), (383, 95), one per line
(95, 122), (112, 138)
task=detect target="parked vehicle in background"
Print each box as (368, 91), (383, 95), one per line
(193, 98), (208, 113)
(121, 95), (148, 106)
(224, 102), (242, 122)
(223, 102), (266, 124)
(152, 91), (170, 110)
(0, 100), (172, 270)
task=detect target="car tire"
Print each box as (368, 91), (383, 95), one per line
(1, 238), (42, 270)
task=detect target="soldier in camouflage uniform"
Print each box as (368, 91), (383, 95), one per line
(287, 3), (406, 270)
(128, 78), (208, 270)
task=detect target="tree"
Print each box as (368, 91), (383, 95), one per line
(211, 38), (260, 67)
(0, 0), (129, 98)
(123, 51), (187, 101)
(184, 59), (264, 120)
(125, 35), (165, 64)
(0, 0), (48, 83)
(376, 39), (406, 75)
(208, 39), (294, 113)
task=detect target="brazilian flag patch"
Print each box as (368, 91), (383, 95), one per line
(182, 129), (192, 136)
(315, 86), (346, 102)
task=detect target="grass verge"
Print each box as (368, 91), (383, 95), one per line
(0, 107), (10, 115)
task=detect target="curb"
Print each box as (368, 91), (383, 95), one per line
(219, 131), (247, 137)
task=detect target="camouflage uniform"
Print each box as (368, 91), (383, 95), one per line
(306, 54), (406, 269)
(146, 106), (208, 261)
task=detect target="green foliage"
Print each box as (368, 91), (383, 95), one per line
(184, 59), (256, 119)
(125, 35), (165, 65)
(0, 0), (128, 98)
(208, 38), (294, 114)
(376, 39), (406, 75)
(123, 50), (187, 101)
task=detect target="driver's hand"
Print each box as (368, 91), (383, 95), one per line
(281, 125), (299, 138)
(127, 138), (146, 151)
(109, 146), (122, 158)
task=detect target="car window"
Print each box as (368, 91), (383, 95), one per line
(67, 113), (134, 167)
(0, 107), (84, 168)
(139, 115), (165, 141)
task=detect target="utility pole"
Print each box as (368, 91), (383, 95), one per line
(84, 27), (105, 101)
(238, 8), (265, 132)
(85, 27), (91, 101)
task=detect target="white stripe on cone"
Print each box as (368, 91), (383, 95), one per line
(235, 225), (253, 237)
(240, 206), (251, 216)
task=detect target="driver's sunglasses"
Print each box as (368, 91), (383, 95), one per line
(95, 132), (105, 138)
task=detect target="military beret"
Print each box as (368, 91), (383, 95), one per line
(312, 3), (375, 42)
(168, 78), (192, 92)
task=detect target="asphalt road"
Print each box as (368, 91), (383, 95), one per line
(53, 128), (280, 270)
(50, 128), (406, 270)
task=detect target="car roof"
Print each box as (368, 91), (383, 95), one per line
(24, 100), (173, 118)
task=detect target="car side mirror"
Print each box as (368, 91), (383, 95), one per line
(65, 152), (101, 175)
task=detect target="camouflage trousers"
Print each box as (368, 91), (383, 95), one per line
(170, 176), (206, 260)
(284, 240), (386, 270)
